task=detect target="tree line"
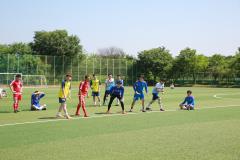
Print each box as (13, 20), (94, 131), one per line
(0, 29), (240, 85)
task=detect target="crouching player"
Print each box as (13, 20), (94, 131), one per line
(179, 90), (195, 110)
(56, 74), (72, 119)
(31, 91), (47, 111)
(75, 75), (90, 117)
(106, 80), (125, 114)
(9, 74), (23, 113)
(146, 79), (165, 111)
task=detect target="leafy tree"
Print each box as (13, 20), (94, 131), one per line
(30, 30), (82, 58)
(137, 47), (173, 82)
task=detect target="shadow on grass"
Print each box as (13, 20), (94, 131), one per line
(0, 111), (12, 113)
(38, 117), (58, 120)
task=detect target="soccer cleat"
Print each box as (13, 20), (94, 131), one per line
(141, 109), (146, 112)
(14, 110), (17, 113)
(56, 114), (64, 118)
(84, 115), (89, 117)
(65, 115), (72, 119)
(75, 114), (80, 117)
(129, 109), (133, 112)
(146, 107), (152, 111)
(160, 108), (165, 111)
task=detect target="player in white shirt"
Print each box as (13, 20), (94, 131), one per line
(146, 79), (165, 111)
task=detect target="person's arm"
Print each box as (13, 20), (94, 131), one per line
(9, 81), (15, 94)
(61, 81), (66, 99)
(181, 97), (187, 104)
(39, 93), (45, 99)
(145, 82), (148, 93)
(20, 81), (23, 94)
(133, 82), (136, 92)
(121, 87), (124, 99)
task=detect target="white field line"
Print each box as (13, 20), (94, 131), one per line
(0, 105), (239, 127)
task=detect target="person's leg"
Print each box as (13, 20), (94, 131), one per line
(141, 99), (146, 112)
(158, 97), (164, 111)
(81, 96), (88, 117)
(103, 91), (107, 105)
(129, 100), (136, 112)
(75, 96), (82, 115)
(13, 96), (18, 112)
(107, 95), (115, 113)
(146, 100), (155, 110)
(93, 95), (96, 106)
(62, 103), (70, 119)
(117, 96), (125, 113)
(97, 96), (101, 106)
(56, 103), (64, 117)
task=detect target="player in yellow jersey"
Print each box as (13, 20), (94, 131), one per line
(56, 74), (72, 119)
(90, 74), (101, 106)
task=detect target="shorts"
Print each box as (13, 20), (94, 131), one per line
(180, 103), (194, 109)
(92, 92), (100, 96)
(152, 93), (159, 100)
(105, 90), (111, 95)
(13, 94), (22, 101)
(59, 98), (66, 103)
(133, 93), (144, 101)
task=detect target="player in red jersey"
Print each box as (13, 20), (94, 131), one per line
(9, 74), (23, 113)
(75, 75), (90, 117)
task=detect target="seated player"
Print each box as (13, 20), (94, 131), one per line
(129, 75), (148, 112)
(0, 88), (7, 99)
(106, 80), (125, 114)
(31, 91), (47, 111)
(179, 90), (195, 110)
(146, 79), (165, 111)
(170, 83), (175, 89)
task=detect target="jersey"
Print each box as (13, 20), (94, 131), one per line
(10, 80), (23, 95)
(31, 93), (45, 107)
(115, 79), (124, 86)
(133, 80), (148, 94)
(79, 81), (90, 96)
(182, 96), (195, 106)
(58, 80), (71, 98)
(110, 86), (124, 97)
(152, 83), (164, 94)
(105, 78), (115, 91)
(90, 79), (101, 92)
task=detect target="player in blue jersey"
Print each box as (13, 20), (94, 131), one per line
(115, 74), (124, 106)
(106, 80), (125, 114)
(31, 91), (47, 111)
(129, 75), (148, 112)
(179, 90), (195, 110)
(146, 79), (165, 111)
(103, 74), (115, 105)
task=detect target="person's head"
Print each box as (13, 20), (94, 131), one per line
(15, 74), (21, 81)
(116, 80), (122, 87)
(138, 75), (144, 82)
(34, 91), (40, 97)
(85, 75), (90, 81)
(108, 74), (112, 79)
(160, 79), (165, 84)
(92, 74), (97, 80)
(65, 74), (72, 81)
(117, 74), (121, 80)
(187, 90), (192, 96)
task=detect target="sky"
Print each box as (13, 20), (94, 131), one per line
(0, 0), (240, 56)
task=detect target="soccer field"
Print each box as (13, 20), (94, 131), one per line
(0, 86), (240, 160)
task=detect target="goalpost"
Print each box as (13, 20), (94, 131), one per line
(0, 73), (47, 87)
(0, 73), (23, 85)
(22, 75), (47, 87)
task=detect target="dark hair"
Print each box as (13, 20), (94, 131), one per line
(15, 74), (21, 78)
(92, 74), (95, 77)
(108, 73), (112, 76)
(187, 90), (192, 94)
(34, 90), (39, 93)
(138, 74), (144, 79)
(66, 74), (72, 77)
(85, 75), (90, 79)
(117, 74), (121, 77)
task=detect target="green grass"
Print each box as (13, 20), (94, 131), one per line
(0, 86), (240, 160)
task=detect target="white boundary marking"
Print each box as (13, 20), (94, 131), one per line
(0, 105), (239, 127)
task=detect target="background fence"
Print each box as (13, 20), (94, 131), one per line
(0, 54), (138, 86)
(1, 54), (240, 87)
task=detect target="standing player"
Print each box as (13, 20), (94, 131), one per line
(90, 74), (101, 106)
(56, 74), (72, 119)
(115, 74), (123, 106)
(179, 90), (195, 110)
(106, 80), (125, 114)
(146, 79), (165, 111)
(9, 74), (23, 113)
(75, 75), (90, 117)
(103, 74), (115, 105)
(129, 75), (148, 112)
